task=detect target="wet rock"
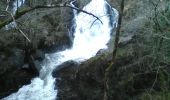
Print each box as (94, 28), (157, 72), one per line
(10, 48), (25, 68)
(52, 61), (80, 100)
(52, 60), (79, 78)
(96, 49), (107, 55)
(0, 48), (24, 76)
(0, 0), (75, 98)
(77, 0), (91, 9)
(0, 48), (37, 99)
(0, 69), (36, 99)
(53, 55), (111, 100)
(33, 60), (41, 72)
(32, 50), (45, 61)
(26, 56), (40, 75)
(41, 32), (72, 53)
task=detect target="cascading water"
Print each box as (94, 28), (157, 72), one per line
(5, 0), (25, 30)
(12, 0), (25, 15)
(3, 0), (118, 100)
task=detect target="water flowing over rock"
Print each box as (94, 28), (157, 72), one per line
(5, 0), (25, 30)
(3, 0), (118, 100)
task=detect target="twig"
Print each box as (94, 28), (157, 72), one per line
(150, 65), (160, 92)
(5, 0), (10, 11)
(90, 14), (111, 28)
(4, 10), (31, 43)
(65, 4), (103, 24)
(153, 33), (170, 40)
(0, 15), (6, 17)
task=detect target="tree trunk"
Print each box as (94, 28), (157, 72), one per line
(103, 0), (124, 100)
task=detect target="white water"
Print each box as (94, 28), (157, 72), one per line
(12, 0), (25, 15)
(5, 0), (25, 30)
(3, 0), (118, 100)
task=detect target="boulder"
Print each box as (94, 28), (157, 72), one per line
(77, 0), (91, 9)
(0, 48), (37, 98)
(32, 49), (45, 61)
(53, 60), (79, 78)
(53, 55), (111, 100)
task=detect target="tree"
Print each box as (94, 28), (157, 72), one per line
(104, 0), (125, 100)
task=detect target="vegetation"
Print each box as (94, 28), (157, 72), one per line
(105, 0), (170, 99)
(0, 0), (170, 99)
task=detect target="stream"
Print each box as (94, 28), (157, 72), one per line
(3, 0), (118, 100)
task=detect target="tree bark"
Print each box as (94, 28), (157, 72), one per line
(103, 0), (124, 100)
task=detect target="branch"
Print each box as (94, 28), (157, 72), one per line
(4, 10), (31, 43)
(90, 14), (110, 28)
(153, 33), (170, 40)
(150, 65), (160, 92)
(65, 4), (103, 24)
(5, 0), (10, 11)
(0, 3), (102, 29)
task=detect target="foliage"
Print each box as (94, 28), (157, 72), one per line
(105, 0), (170, 99)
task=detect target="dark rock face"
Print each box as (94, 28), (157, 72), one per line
(0, 69), (36, 99)
(96, 49), (107, 55)
(0, 48), (25, 77)
(32, 50), (45, 61)
(77, 0), (91, 9)
(53, 56), (111, 100)
(52, 61), (80, 100)
(39, 32), (73, 53)
(0, 48), (38, 99)
(0, 0), (75, 98)
(52, 49), (169, 100)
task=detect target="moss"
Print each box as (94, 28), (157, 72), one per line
(133, 91), (170, 100)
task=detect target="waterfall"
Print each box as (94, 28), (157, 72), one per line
(12, 0), (25, 15)
(5, 0), (25, 30)
(3, 0), (118, 100)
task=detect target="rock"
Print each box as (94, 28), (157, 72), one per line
(52, 60), (80, 100)
(0, 69), (36, 99)
(0, 48), (24, 76)
(22, 64), (29, 69)
(96, 49), (107, 55)
(0, 48), (37, 99)
(27, 56), (39, 75)
(33, 50), (45, 61)
(53, 55), (111, 100)
(33, 60), (41, 72)
(77, 0), (91, 9)
(41, 32), (73, 53)
(22, 60), (40, 76)
(10, 48), (25, 68)
(0, 0), (75, 98)
(52, 60), (79, 78)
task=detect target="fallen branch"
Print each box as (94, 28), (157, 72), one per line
(4, 10), (31, 43)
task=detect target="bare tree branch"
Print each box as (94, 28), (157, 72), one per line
(90, 14), (110, 28)
(5, 0), (10, 11)
(65, 4), (103, 24)
(0, 2), (102, 29)
(4, 10), (31, 43)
